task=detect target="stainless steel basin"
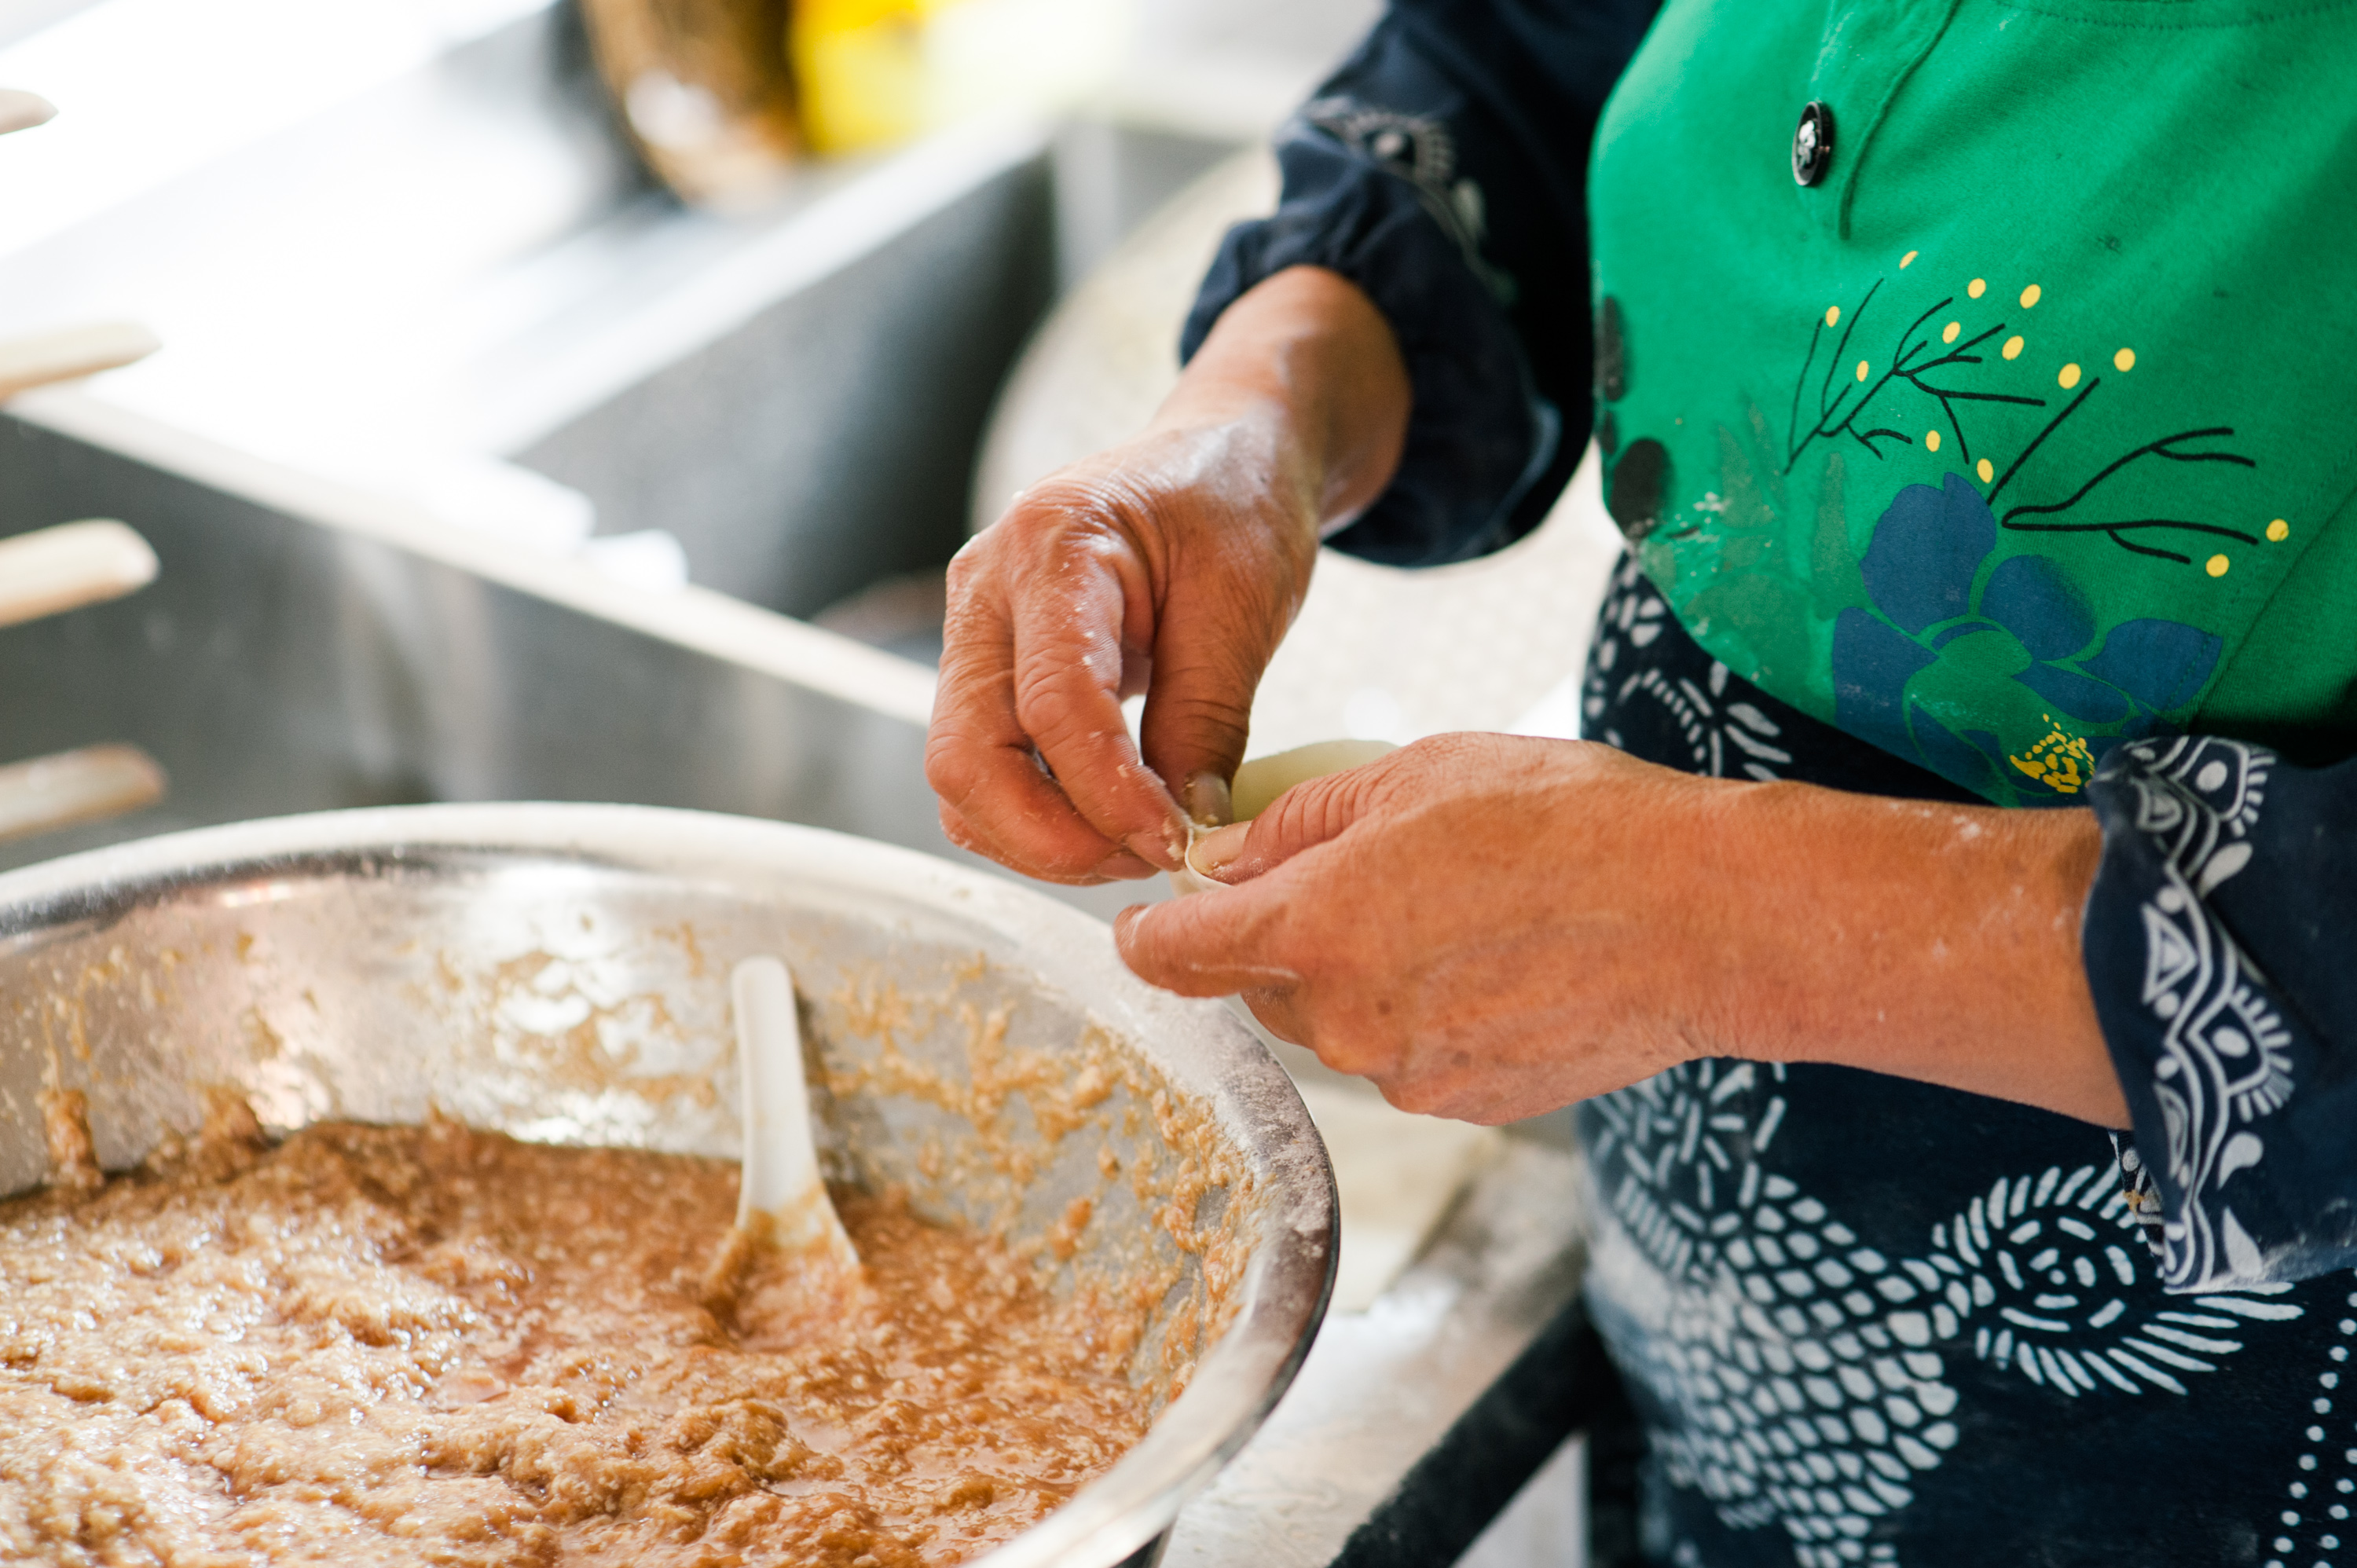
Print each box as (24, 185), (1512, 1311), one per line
(0, 801), (1337, 1565)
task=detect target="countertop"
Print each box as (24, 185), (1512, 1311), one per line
(1164, 1133), (1609, 1567)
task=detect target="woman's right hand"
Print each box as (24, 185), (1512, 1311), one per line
(924, 266), (1412, 885)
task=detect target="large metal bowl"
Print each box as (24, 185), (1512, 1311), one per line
(0, 803), (1336, 1566)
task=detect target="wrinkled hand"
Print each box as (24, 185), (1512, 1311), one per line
(926, 423), (1321, 883)
(1113, 734), (2123, 1128)
(925, 266), (1409, 885)
(1116, 735), (1722, 1120)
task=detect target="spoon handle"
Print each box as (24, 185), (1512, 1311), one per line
(731, 955), (858, 1265)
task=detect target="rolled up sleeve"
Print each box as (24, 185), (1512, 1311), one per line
(1179, 0), (1659, 566)
(2085, 735), (2357, 1291)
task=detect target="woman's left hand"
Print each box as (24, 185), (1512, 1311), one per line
(1113, 733), (2127, 1127)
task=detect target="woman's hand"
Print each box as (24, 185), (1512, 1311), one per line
(1114, 734), (2128, 1128)
(925, 267), (1410, 885)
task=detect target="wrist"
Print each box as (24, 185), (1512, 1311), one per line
(1703, 782), (2121, 1125)
(1157, 266), (1409, 533)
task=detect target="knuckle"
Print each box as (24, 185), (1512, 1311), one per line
(937, 804), (986, 854)
(1315, 1035), (1382, 1078)
(1013, 676), (1110, 757)
(1380, 1075), (1445, 1116)
(967, 484), (1141, 578)
(1142, 685), (1254, 735)
(1004, 480), (1135, 551)
(1323, 769), (1387, 829)
(1140, 694), (1252, 767)
(922, 734), (988, 804)
(1402, 730), (1491, 774)
(1259, 773), (1369, 852)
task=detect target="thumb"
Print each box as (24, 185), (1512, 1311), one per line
(1134, 640), (1263, 829)
(1135, 539), (1310, 826)
(1192, 751), (1402, 884)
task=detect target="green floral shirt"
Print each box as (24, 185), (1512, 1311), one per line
(1589, 0), (2357, 803)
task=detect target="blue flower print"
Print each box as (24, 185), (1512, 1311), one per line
(1831, 476), (2223, 800)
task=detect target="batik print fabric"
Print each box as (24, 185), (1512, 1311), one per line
(2085, 736), (2357, 1296)
(1577, 566), (2357, 1567)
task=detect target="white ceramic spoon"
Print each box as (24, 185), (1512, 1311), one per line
(730, 955), (859, 1269)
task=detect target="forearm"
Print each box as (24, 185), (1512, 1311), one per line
(1706, 782), (2123, 1127)
(1151, 266), (1411, 535)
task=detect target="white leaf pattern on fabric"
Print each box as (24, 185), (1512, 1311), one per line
(1579, 562), (2349, 1564)
(1584, 1060), (2304, 1567)
(1585, 555), (1780, 780)
(2110, 735), (2295, 1291)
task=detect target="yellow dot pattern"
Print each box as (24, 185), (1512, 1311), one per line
(2058, 363), (2082, 390)
(1857, 360), (1871, 382)
(1925, 430), (1941, 452)
(1977, 459), (1995, 483)
(2207, 554), (2231, 577)
(1968, 278), (1987, 299)
(2002, 335), (2025, 361)
(2113, 347), (2135, 372)
(2020, 284), (2042, 309)
(1826, 306), (1841, 327)
(2009, 717), (2096, 794)
(1901, 250), (1919, 268)
(1942, 321), (1961, 344)
(2268, 518), (2291, 542)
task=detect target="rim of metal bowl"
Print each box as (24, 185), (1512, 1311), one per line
(0, 803), (1338, 1568)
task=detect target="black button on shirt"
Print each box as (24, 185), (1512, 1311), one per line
(1792, 100), (1834, 185)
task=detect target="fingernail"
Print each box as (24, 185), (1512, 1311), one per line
(1189, 822), (1250, 879)
(1128, 821), (1186, 872)
(1182, 771), (1233, 828)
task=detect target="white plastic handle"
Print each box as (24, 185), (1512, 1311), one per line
(0, 743), (166, 844)
(0, 519), (159, 631)
(0, 321), (160, 401)
(731, 955), (858, 1266)
(0, 90), (55, 137)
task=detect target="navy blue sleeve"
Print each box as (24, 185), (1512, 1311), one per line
(2085, 736), (2357, 1291)
(1178, 0), (1659, 567)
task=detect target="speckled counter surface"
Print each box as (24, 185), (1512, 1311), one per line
(1164, 1134), (1603, 1567)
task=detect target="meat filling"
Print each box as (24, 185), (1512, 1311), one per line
(0, 1112), (1149, 1566)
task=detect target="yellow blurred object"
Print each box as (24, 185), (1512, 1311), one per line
(791, 0), (1131, 155)
(790, 0), (927, 153)
(580, 0), (800, 209)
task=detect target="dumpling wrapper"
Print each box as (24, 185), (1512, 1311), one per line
(1171, 738), (1398, 895)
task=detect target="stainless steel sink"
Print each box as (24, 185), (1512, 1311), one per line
(0, 0), (1242, 617)
(0, 0), (1245, 918)
(0, 412), (932, 863)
